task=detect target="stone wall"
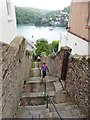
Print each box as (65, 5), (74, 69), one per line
(0, 42), (2, 119)
(47, 49), (89, 117)
(0, 36), (31, 118)
(46, 47), (71, 78)
(47, 51), (64, 77)
(66, 57), (89, 116)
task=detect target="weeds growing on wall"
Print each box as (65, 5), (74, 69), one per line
(26, 50), (32, 56)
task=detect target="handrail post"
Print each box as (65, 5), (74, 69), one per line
(44, 78), (62, 119)
(46, 94), (48, 108)
(44, 78), (46, 96)
(44, 78), (48, 108)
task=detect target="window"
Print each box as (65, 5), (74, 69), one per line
(6, 0), (12, 21)
(88, 16), (90, 26)
(86, 16), (90, 29)
(75, 43), (77, 46)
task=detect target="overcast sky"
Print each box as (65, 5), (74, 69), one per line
(12, 0), (71, 10)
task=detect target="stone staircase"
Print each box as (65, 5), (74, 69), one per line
(14, 62), (86, 119)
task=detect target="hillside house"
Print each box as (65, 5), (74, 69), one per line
(0, 0), (17, 44)
(66, 0), (90, 55)
(25, 40), (35, 51)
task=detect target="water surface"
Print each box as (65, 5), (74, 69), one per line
(17, 25), (66, 43)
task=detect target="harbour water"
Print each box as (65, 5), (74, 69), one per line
(17, 25), (67, 44)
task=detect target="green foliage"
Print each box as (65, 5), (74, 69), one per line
(45, 10), (61, 19)
(48, 43), (52, 53)
(26, 50), (32, 56)
(15, 7), (50, 24)
(41, 52), (47, 56)
(35, 38), (49, 56)
(31, 62), (35, 68)
(72, 57), (79, 62)
(62, 6), (70, 14)
(87, 57), (90, 63)
(60, 47), (64, 51)
(15, 6), (69, 27)
(51, 40), (59, 53)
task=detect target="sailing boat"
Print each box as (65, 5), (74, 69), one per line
(49, 27), (53, 30)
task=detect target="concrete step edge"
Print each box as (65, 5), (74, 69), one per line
(21, 91), (55, 98)
(53, 81), (63, 92)
(49, 102), (77, 109)
(18, 105), (49, 110)
(27, 76), (59, 80)
(49, 111), (86, 118)
(26, 79), (57, 84)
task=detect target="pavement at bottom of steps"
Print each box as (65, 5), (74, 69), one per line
(15, 102), (86, 119)
(14, 105), (51, 118)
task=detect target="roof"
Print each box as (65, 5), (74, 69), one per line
(63, 46), (72, 50)
(25, 40), (35, 49)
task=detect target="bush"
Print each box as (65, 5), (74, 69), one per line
(26, 50), (32, 56)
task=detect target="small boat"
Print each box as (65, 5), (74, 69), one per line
(49, 27), (53, 30)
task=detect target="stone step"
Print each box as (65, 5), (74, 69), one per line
(48, 102), (86, 118)
(40, 110), (52, 118)
(49, 112), (60, 118)
(23, 82), (55, 93)
(45, 76), (59, 81)
(29, 68), (41, 77)
(18, 104), (47, 110)
(15, 103), (86, 118)
(22, 91), (55, 98)
(49, 102), (77, 112)
(54, 90), (72, 103)
(50, 111), (86, 118)
(26, 76), (59, 83)
(27, 77), (41, 83)
(32, 62), (41, 68)
(20, 91), (55, 106)
(53, 81), (63, 92)
(26, 79), (55, 84)
(15, 105), (51, 118)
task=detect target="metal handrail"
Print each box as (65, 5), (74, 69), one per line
(44, 77), (62, 120)
(47, 95), (62, 120)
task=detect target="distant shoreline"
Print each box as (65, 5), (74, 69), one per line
(17, 24), (66, 28)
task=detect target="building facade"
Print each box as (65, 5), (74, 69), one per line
(62, 0), (90, 55)
(0, 0), (17, 44)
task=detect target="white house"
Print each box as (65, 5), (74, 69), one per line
(25, 40), (35, 52)
(59, 0), (90, 55)
(67, 0), (90, 55)
(0, 0), (17, 44)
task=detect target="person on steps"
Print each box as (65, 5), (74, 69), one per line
(37, 56), (41, 62)
(40, 61), (49, 82)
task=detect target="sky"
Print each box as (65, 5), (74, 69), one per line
(12, 0), (71, 10)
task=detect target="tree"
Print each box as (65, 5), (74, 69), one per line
(35, 38), (49, 56)
(51, 40), (59, 53)
(62, 6), (70, 14)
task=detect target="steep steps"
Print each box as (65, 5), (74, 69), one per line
(53, 80), (72, 103)
(29, 68), (41, 77)
(21, 83), (55, 106)
(32, 61), (41, 68)
(15, 61), (86, 119)
(23, 80), (55, 93)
